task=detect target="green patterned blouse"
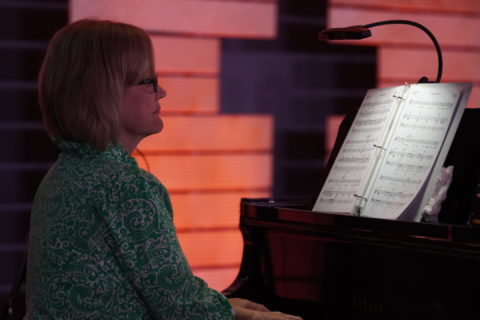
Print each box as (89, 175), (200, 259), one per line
(25, 140), (234, 320)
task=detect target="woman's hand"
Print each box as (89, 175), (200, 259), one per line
(228, 298), (303, 320)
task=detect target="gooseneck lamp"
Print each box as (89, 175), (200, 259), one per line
(318, 20), (443, 83)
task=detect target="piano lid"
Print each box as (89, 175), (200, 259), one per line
(241, 198), (480, 253)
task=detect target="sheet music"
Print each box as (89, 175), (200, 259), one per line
(313, 86), (404, 213)
(362, 84), (464, 219)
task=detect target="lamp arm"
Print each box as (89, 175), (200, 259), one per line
(364, 20), (442, 83)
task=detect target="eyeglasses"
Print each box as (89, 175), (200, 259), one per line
(137, 77), (158, 93)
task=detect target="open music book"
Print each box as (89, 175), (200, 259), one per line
(313, 82), (472, 221)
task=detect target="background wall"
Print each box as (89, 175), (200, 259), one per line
(327, 0), (480, 106)
(1, 0), (478, 312)
(0, 0), (68, 310)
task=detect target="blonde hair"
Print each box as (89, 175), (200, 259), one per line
(38, 19), (155, 150)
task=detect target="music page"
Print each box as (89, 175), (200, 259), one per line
(313, 86), (405, 214)
(361, 83), (468, 220)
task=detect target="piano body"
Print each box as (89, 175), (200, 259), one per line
(223, 109), (480, 319)
(223, 198), (480, 320)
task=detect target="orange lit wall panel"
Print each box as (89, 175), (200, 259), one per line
(138, 115), (273, 152)
(330, 0), (480, 14)
(379, 48), (480, 83)
(71, 0), (277, 38)
(137, 154), (272, 191)
(151, 36), (219, 75)
(177, 230), (243, 267)
(159, 77), (219, 113)
(171, 191), (269, 230)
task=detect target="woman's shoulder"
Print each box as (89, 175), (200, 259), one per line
(47, 147), (171, 211)
(101, 159), (169, 203)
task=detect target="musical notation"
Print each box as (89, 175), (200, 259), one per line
(369, 197), (405, 208)
(351, 126), (383, 134)
(337, 156), (370, 164)
(402, 113), (448, 124)
(328, 178), (362, 184)
(345, 138), (377, 145)
(354, 117), (387, 127)
(408, 99), (453, 108)
(317, 198), (352, 205)
(399, 123), (445, 131)
(385, 160), (429, 172)
(342, 147), (367, 153)
(333, 165), (367, 174)
(362, 98), (394, 108)
(358, 107), (391, 117)
(322, 190), (354, 198)
(373, 189), (415, 199)
(394, 136), (439, 147)
(379, 175), (422, 185)
(388, 150), (434, 161)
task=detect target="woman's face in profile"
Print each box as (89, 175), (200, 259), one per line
(120, 77), (166, 148)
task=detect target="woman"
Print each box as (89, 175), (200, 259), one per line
(24, 19), (302, 320)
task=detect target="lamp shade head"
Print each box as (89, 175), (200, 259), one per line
(318, 26), (372, 40)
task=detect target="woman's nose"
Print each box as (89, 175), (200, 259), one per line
(156, 85), (167, 99)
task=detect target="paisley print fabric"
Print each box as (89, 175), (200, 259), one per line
(25, 140), (233, 319)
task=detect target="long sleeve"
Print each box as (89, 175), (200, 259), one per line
(99, 170), (233, 319)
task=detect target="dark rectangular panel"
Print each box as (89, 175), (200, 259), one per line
(0, 6), (67, 42)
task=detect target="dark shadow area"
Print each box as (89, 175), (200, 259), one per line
(0, 0), (68, 315)
(220, 0), (376, 200)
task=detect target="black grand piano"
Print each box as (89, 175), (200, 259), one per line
(223, 109), (480, 320)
